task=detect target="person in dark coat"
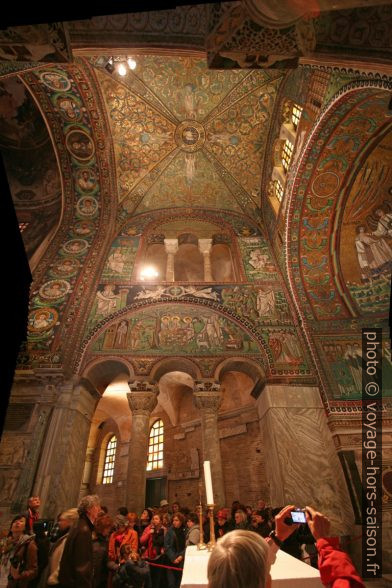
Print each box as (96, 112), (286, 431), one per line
(214, 510), (230, 539)
(58, 494), (101, 588)
(113, 545), (151, 588)
(92, 514), (113, 588)
(249, 510), (271, 538)
(164, 514), (185, 588)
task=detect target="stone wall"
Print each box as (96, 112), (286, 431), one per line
(88, 392), (267, 512)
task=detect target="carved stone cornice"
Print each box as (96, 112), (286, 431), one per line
(127, 390), (158, 415)
(128, 380), (158, 393)
(194, 380), (220, 393)
(13, 369), (65, 387)
(193, 381), (221, 412)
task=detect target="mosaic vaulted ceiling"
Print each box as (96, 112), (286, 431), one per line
(92, 55), (283, 216)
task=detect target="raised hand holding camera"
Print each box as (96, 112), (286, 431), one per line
(273, 505), (301, 542)
(305, 505), (331, 540)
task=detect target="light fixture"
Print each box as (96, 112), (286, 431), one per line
(117, 63), (127, 76)
(127, 57), (137, 70)
(139, 265), (159, 281)
(104, 56), (137, 76)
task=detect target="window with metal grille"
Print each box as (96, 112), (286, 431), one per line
(307, 70), (330, 115)
(274, 180), (284, 202)
(147, 419), (164, 471)
(282, 139), (294, 172)
(102, 435), (117, 484)
(291, 104), (303, 130)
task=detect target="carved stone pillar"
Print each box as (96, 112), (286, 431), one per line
(164, 239), (179, 282)
(0, 375), (59, 515)
(126, 381), (158, 513)
(193, 380), (225, 508)
(256, 385), (354, 536)
(198, 239), (213, 281)
(34, 378), (99, 519)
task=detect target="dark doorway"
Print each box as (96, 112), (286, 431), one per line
(146, 477), (167, 508)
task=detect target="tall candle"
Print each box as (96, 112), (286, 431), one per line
(204, 460), (214, 505)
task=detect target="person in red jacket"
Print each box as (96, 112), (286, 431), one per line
(305, 505), (364, 588)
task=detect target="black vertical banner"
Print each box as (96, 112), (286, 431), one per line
(361, 328), (382, 578)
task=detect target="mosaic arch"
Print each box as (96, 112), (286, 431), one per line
(78, 298), (310, 380)
(16, 63), (118, 369)
(81, 302), (265, 359)
(286, 83), (392, 322)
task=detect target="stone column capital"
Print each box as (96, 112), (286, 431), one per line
(164, 238), (179, 255)
(127, 390), (158, 416)
(198, 238), (213, 254)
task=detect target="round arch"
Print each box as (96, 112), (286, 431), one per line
(214, 357), (265, 384)
(151, 357), (201, 382)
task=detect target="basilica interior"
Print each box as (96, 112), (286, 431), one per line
(0, 0), (391, 576)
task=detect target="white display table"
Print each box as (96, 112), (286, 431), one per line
(181, 544), (323, 588)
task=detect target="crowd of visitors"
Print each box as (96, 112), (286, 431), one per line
(0, 494), (364, 588)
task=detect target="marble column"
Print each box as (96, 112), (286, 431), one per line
(164, 239), (179, 282)
(193, 380), (225, 508)
(256, 384), (354, 535)
(34, 377), (99, 519)
(78, 447), (94, 502)
(126, 381), (158, 514)
(198, 239), (213, 282)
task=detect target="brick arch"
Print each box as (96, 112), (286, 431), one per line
(150, 357), (202, 382)
(82, 357), (133, 395)
(214, 357), (265, 384)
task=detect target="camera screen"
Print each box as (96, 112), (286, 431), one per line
(291, 510), (306, 524)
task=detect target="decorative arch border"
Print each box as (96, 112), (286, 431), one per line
(285, 79), (392, 322)
(18, 61), (119, 370)
(283, 77), (392, 408)
(123, 207), (263, 236)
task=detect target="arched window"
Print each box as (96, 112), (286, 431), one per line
(291, 103), (303, 130)
(102, 435), (117, 484)
(147, 420), (164, 471)
(274, 179), (284, 203)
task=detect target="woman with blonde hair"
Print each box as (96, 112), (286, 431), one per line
(207, 530), (269, 588)
(207, 505), (365, 588)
